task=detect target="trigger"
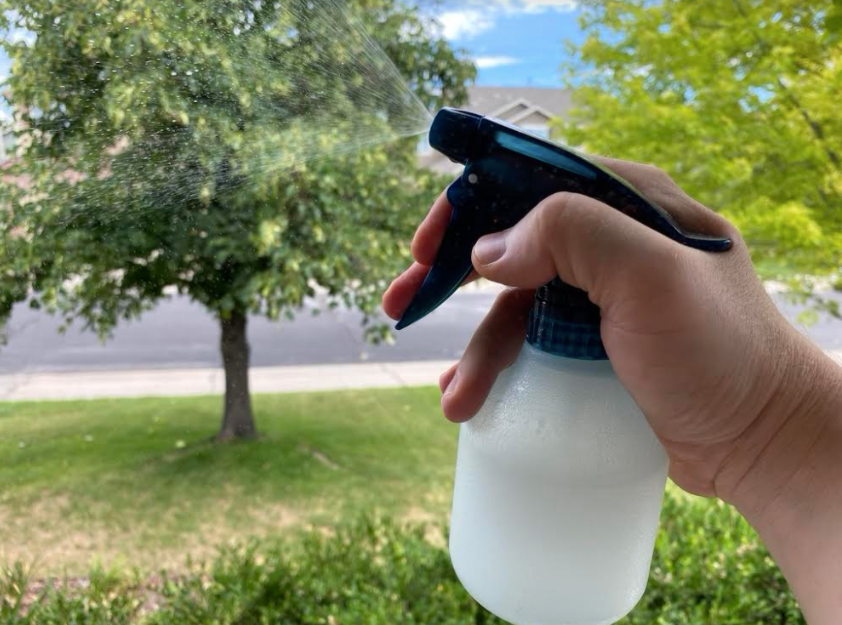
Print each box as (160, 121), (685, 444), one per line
(446, 175), (470, 207)
(395, 176), (480, 330)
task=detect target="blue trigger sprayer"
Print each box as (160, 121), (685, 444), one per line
(397, 108), (732, 625)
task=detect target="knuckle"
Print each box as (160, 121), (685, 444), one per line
(496, 286), (527, 309)
(497, 286), (519, 303)
(534, 192), (575, 242)
(486, 289), (531, 340)
(644, 163), (676, 187)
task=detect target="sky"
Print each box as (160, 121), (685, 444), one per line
(433, 0), (584, 87)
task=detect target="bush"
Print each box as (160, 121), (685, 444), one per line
(1, 489), (804, 624)
(628, 491), (802, 624)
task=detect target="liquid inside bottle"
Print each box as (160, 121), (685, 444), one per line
(449, 342), (668, 625)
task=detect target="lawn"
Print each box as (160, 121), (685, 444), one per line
(1, 389), (804, 623)
(0, 388), (456, 573)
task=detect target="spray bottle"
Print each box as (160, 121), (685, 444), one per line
(397, 108), (731, 625)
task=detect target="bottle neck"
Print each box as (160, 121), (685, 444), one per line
(525, 279), (608, 361)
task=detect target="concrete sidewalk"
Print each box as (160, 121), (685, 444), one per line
(1, 352), (840, 402)
(0, 360), (454, 401)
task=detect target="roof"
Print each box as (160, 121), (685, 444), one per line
(464, 86), (573, 117)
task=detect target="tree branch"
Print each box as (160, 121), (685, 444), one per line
(731, 0), (841, 169)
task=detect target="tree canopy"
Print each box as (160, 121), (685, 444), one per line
(561, 0), (842, 290)
(0, 0), (475, 436)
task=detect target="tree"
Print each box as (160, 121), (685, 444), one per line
(559, 0), (842, 302)
(0, 0), (475, 439)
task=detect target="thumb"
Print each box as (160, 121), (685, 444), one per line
(470, 192), (691, 305)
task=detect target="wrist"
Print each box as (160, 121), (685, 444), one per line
(714, 332), (842, 515)
(716, 334), (842, 623)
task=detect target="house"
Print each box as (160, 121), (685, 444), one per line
(419, 85), (573, 173)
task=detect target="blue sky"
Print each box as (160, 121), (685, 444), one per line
(433, 0), (584, 87)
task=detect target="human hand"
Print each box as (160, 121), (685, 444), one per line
(384, 156), (842, 622)
(383, 157), (832, 502)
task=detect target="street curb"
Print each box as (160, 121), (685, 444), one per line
(0, 360), (455, 401)
(1, 352), (840, 402)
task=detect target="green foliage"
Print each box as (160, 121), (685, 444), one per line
(827, 0), (842, 40)
(626, 493), (802, 624)
(561, 0), (842, 281)
(1, 494), (804, 624)
(0, 564), (142, 625)
(147, 520), (477, 625)
(0, 0), (475, 333)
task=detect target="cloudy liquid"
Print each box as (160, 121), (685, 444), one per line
(449, 343), (668, 625)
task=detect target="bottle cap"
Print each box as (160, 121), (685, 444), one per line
(526, 279), (607, 360)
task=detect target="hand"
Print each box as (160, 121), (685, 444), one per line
(383, 157), (832, 500)
(384, 157), (842, 623)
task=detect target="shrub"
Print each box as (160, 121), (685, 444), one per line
(627, 491), (802, 624)
(0, 564), (142, 624)
(1, 489), (804, 624)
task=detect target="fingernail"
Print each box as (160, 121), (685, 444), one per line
(473, 233), (506, 265)
(442, 369), (460, 398)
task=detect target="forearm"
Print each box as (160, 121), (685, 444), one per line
(725, 340), (842, 624)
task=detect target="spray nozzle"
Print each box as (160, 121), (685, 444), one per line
(427, 108), (482, 164)
(396, 107), (732, 338)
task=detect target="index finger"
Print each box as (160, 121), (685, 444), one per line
(591, 156), (733, 237)
(411, 191), (452, 266)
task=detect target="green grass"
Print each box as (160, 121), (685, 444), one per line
(0, 389), (456, 573)
(0, 389), (805, 622)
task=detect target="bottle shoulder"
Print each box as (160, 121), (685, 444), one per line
(472, 342), (637, 424)
(460, 343), (667, 481)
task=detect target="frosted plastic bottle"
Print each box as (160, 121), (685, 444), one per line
(448, 282), (669, 625)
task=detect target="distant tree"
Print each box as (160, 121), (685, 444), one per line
(0, 0), (475, 439)
(561, 0), (842, 307)
(829, 0), (842, 39)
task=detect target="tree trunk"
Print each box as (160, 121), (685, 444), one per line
(217, 310), (257, 441)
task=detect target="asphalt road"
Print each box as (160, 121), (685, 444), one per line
(1, 287), (840, 374)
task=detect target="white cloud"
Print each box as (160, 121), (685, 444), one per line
(438, 9), (495, 39)
(475, 55), (521, 69)
(505, 0), (577, 12)
(435, 1), (577, 41)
